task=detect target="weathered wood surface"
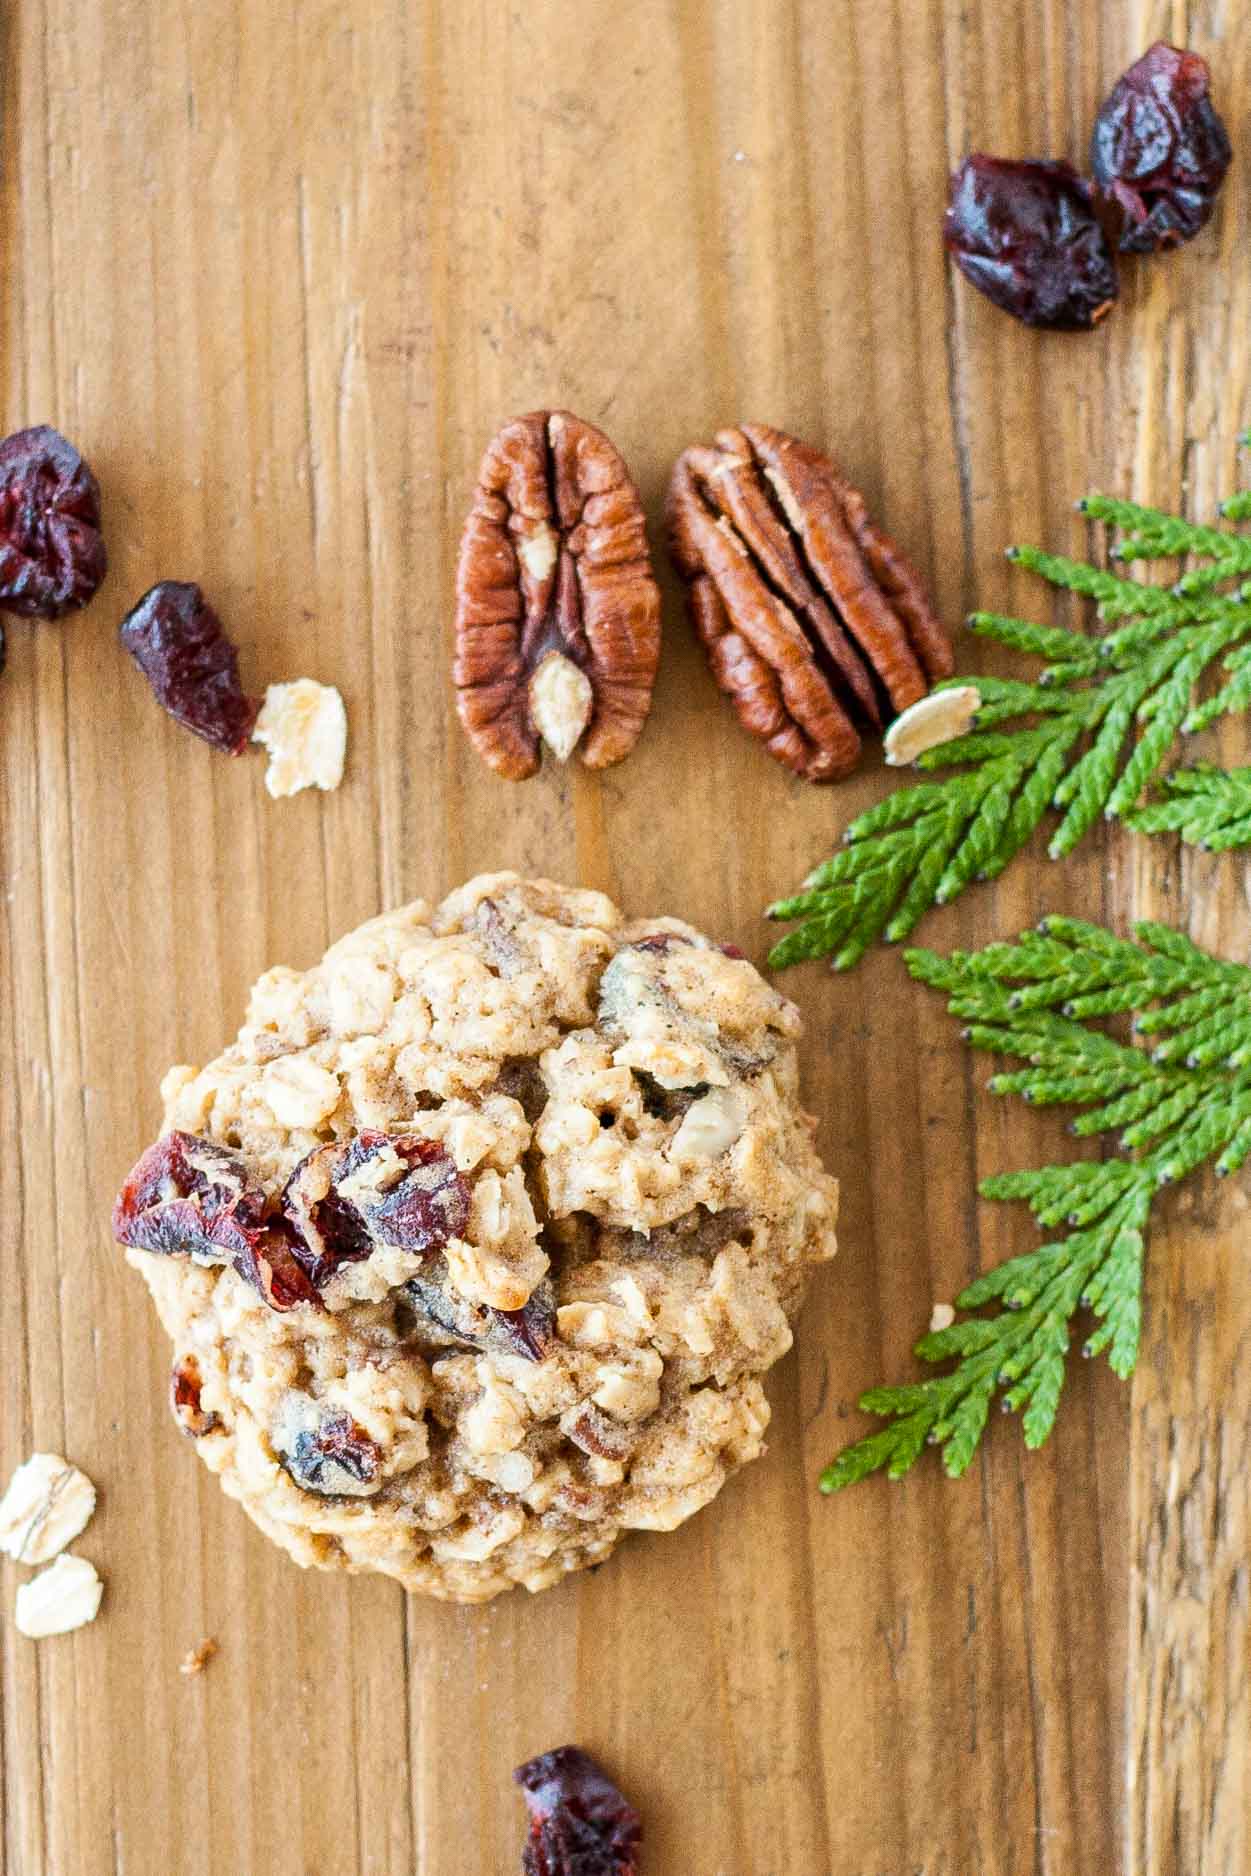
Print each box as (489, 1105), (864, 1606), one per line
(1, 2), (1245, 1870)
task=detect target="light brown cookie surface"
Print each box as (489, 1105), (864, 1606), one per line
(122, 874), (838, 1602)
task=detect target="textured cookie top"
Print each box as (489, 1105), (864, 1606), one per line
(118, 874), (838, 1600)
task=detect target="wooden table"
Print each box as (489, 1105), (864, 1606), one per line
(1, 3), (1245, 1871)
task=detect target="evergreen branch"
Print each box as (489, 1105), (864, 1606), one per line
(821, 917), (1251, 1490)
(1126, 764), (1251, 852)
(768, 486), (1251, 972)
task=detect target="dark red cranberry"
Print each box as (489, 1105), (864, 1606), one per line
(282, 1141), (376, 1288)
(283, 1410), (380, 1496)
(113, 1131), (320, 1312)
(1091, 43), (1231, 253)
(372, 1138), (471, 1252)
(514, 1745), (641, 1876)
(113, 1131), (265, 1257)
(0, 426), (106, 619)
(236, 1217), (323, 1311)
(119, 581), (259, 753)
(944, 156), (1118, 330)
(283, 1131), (471, 1287)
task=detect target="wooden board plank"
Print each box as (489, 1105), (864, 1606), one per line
(0, 2), (1246, 1870)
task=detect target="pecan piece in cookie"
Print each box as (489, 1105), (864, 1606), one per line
(453, 411), (661, 780)
(667, 423), (953, 781)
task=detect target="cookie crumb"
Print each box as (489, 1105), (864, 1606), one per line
(0, 1453), (97, 1564)
(14, 1554), (103, 1638)
(179, 1636), (219, 1677)
(929, 1302), (956, 1333)
(252, 679), (347, 797)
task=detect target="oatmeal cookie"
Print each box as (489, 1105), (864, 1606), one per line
(113, 875), (838, 1602)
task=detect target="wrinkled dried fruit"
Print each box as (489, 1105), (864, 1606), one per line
(113, 1131), (267, 1258)
(282, 1408), (381, 1497)
(113, 1132), (320, 1312)
(171, 1356), (221, 1437)
(403, 1265), (555, 1363)
(1091, 42), (1231, 253)
(116, 1129), (472, 1315)
(944, 156), (1118, 330)
(283, 1131), (470, 1286)
(454, 410), (662, 779)
(596, 1203), (752, 1263)
(0, 426), (106, 619)
(668, 423), (953, 780)
(119, 581), (259, 752)
(514, 1745), (642, 1876)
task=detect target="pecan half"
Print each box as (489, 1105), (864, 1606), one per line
(453, 411), (662, 780)
(667, 423), (954, 781)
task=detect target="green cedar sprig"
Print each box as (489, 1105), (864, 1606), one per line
(823, 915), (1251, 1490)
(768, 489), (1251, 973)
(1126, 763), (1251, 850)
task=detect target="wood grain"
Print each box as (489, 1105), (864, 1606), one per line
(0, 1), (1246, 1870)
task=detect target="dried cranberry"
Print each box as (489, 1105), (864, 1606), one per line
(119, 581), (259, 753)
(1091, 42), (1231, 253)
(0, 426), (106, 619)
(944, 155), (1118, 330)
(492, 1280), (557, 1362)
(283, 1131), (471, 1287)
(113, 1131), (320, 1312)
(171, 1355), (220, 1437)
(514, 1746), (641, 1876)
(113, 1132), (264, 1257)
(372, 1140), (471, 1252)
(282, 1141), (376, 1287)
(283, 1409), (380, 1496)
(236, 1217), (323, 1311)
(402, 1266), (555, 1364)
